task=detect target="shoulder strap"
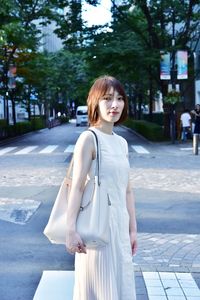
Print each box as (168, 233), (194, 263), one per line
(66, 130), (101, 186)
(87, 129), (101, 186)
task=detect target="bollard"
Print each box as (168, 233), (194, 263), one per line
(193, 134), (199, 155)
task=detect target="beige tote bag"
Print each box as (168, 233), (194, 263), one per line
(43, 129), (110, 248)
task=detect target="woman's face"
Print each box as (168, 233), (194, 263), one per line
(98, 87), (125, 124)
(196, 104), (200, 111)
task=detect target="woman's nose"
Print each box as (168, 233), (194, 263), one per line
(111, 98), (118, 108)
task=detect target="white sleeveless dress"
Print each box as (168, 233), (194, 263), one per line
(73, 127), (136, 300)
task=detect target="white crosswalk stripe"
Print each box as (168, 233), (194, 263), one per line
(131, 145), (150, 154)
(0, 147), (17, 156)
(64, 145), (75, 153)
(39, 145), (58, 154)
(33, 271), (74, 300)
(0, 144), (150, 155)
(14, 146), (38, 155)
(180, 147), (200, 151)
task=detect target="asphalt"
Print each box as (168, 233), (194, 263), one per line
(0, 123), (200, 300)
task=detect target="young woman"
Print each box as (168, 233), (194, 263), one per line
(66, 75), (137, 300)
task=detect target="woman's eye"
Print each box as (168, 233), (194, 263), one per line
(118, 97), (124, 101)
(103, 96), (111, 101)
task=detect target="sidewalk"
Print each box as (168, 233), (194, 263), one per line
(134, 233), (200, 299)
(124, 128), (200, 299)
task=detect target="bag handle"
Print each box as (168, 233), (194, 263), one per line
(66, 129), (100, 186)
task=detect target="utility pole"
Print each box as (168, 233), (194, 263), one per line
(170, 8), (177, 144)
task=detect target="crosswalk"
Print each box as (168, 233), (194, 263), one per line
(33, 270), (200, 300)
(131, 145), (150, 154)
(0, 144), (198, 156)
(0, 144), (150, 156)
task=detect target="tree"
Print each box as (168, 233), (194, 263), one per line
(0, 0), (59, 124)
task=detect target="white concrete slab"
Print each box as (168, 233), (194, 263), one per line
(0, 147), (17, 155)
(39, 145), (58, 154)
(64, 145), (75, 153)
(14, 146), (38, 155)
(131, 145), (150, 154)
(33, 271), (74, 300)
(143, 272), (200, 300)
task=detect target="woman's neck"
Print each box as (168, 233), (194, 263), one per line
(94, 122), (114, 135)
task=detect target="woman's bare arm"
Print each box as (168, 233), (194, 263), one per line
(66, 131), (95, 253)
(126, 180), (137, 255)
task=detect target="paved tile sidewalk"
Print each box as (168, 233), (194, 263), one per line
(135, 271), (200, 300)
(134, 233), (200, 300)
(135, 233), (200, 273)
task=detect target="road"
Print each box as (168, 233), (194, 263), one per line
(0, 121), (199, 300)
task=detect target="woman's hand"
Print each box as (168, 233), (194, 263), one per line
(66, 230), (87, 254)
(130, 231), (137, 256)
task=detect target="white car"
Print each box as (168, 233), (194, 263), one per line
(76, 106), (88, 126)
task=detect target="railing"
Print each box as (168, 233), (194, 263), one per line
(47, 118), (61, 129)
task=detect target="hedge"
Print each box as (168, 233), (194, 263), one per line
(0, 117), (45, 139)
(123, 118), (165, 141)
(142, 113), (164, 126)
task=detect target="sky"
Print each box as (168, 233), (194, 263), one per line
(82, 0), (112, 26)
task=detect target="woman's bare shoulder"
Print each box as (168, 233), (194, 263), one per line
(75, 130), (95, 152)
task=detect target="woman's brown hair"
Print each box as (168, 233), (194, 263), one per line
(87, 75), (128, 126)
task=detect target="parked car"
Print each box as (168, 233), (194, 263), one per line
(76, 106), (88, 126)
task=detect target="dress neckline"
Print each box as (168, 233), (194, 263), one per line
(90, 127), (115, 136)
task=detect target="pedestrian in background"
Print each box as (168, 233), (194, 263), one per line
(65, 75), (137, 300)
(191, 104), (200, 135)
(180, 109), (191, 142)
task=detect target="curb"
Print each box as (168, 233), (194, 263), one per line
(120, 125), (153, 144)
(0, 128), (48, 146)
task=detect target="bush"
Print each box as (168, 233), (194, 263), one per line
(0, 119), (8, 138)
(0, 115), (68, 140)
(31, 117), (45, 130)
(123, 118), (165, 141)
(0, 117), (45, 139)
(0, 119), (7, 128)
(59, 116), (69, 124)
(15, 121), (32, 135)
(143, 113), (164, 126)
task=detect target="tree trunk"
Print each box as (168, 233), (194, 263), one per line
(149, 74), (153, 121)
(11, 94), (16, 126)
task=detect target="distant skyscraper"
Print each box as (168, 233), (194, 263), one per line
(40, 21), (63, 53)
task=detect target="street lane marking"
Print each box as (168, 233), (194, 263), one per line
(0, 198), (41, 225)
(0, 147), (17, 156)
(180, 147), (200, 151)
(33, 271), (74, 300)
(14, 146), (38, 155)
(131, 145), (150, 154)
(39, 145), (58, 154)
(64, 145), (75, 153)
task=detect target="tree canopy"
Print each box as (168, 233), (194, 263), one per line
(0, 0), (199, 124)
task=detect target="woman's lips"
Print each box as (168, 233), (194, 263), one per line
(109, 112), (119, 115)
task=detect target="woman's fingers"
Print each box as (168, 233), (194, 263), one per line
(77, 242), (87, 254)
(66, 242), (87, 254)
(132, 240), (138, 256)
